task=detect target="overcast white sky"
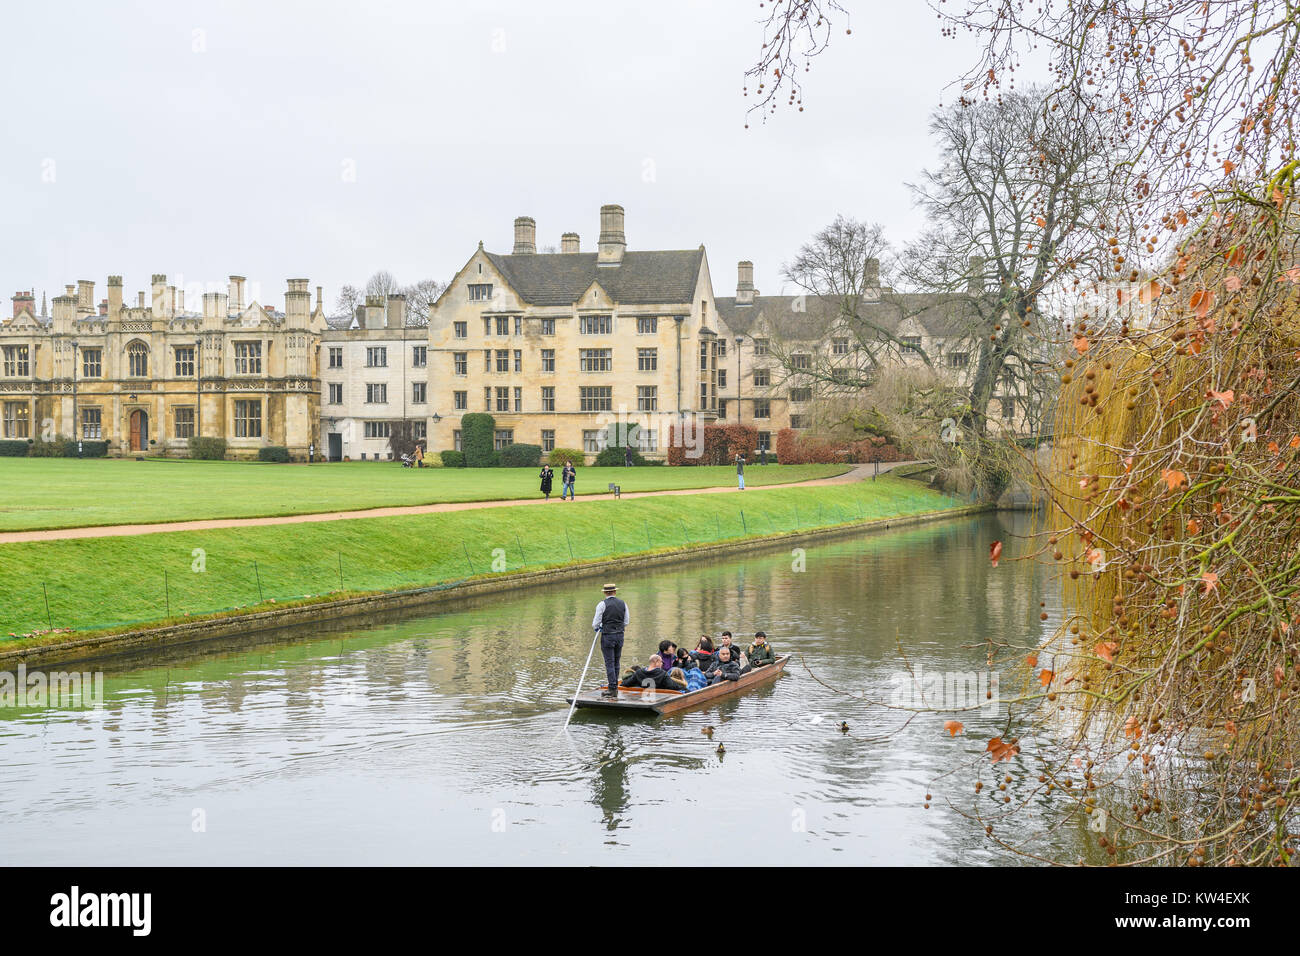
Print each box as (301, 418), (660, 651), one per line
(2, 0), (991, 314)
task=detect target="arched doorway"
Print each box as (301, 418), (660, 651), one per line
(129, 409), (149, 452)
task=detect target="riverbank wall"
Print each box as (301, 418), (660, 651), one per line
(0, 503), (989, 669)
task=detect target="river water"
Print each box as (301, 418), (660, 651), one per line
(0, 512), (1089, 865)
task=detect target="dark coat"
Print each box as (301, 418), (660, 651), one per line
(707, 658), (742, 684)
(689, 649), (717, 670)
(746, 642), (776, 667)
(540, 467), (554, 494)
(620, 667), (687, 691)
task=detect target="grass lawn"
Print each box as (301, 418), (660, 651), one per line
(0, 458), (849, 532)
(0, 476), (961, 638)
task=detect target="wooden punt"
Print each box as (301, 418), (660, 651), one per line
(566, 654), (790, 715)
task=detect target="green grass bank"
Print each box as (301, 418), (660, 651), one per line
(0, 476), (959, 640)
(0, 458), (847, 532)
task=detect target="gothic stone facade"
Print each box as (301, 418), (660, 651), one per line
(0, 275), (324, 458)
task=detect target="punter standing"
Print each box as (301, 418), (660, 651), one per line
(592, 583), (628, 698)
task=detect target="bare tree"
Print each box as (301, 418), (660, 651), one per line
(742, 0), (851, 122)
(334, 284), (360, 317)
(901, 90), (1118, 443)
(742, 0), (1300, 867)
(363, 270), (401, 299)
(401, 279), (447, 327)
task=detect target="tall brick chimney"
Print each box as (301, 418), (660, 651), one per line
(76, 279), (95, 315)
(736, 261), (755, 305)
(513, 216), (536, 255)
(229, 275), (246, 313)
(107, 275), (123, 317)
(11, 290), (34, 318)
(597, 204), (626, 265)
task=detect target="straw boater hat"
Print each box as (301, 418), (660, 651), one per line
(602, 583), (617, 593)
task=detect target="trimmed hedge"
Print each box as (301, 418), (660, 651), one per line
(460, 413), (498, 467)
(774, 428), (902, 464)
(594, 445), (646, 467)
(189, 436), (228, 460)
(548, 447), (586, 466)
(666, 423), (758, 465)
(440, 450), (466, 468)
(0, 438), (109, 458)
(28, 436), (67, 458)
(500, 443), (542, 467)
(67, 440), (109, 458)
(258, 446), (291, 463)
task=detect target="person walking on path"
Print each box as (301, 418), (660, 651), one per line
(561, 459), (577, 500)
(736, 454), (746, 490)
(539, 464), (554, 500)
(592, 583), (628, 699)
(624, 444), (633, 467)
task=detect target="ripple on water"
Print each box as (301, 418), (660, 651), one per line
(0, 513), (1060, 865)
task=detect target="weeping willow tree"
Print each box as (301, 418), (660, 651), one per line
(740, 0), (1300, 863)
(1022, 184), (1300, 866)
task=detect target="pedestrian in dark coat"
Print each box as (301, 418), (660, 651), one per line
(540, 464), (554, 499)
(561, 460), (577, 500)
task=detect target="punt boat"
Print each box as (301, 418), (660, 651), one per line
(566, 653), (790, 715)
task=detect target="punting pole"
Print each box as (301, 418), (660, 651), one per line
(562, 631), (601, 730)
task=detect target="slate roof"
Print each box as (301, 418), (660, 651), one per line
(484, 249), (704, 307)
(715, 292), (974, 342)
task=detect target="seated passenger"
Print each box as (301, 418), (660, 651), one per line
(742, 631), (776, 673)
(658, 640), (679, 667)
(673, 646), (696, 671)
(706, 646), (742, 685)
(684, 666), (709, 692)
(689, 635), (717, 669)
(619, 654), (686, 691)
(667, 667), (689, 692)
